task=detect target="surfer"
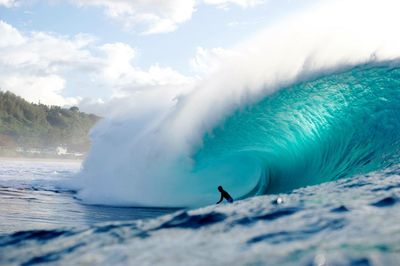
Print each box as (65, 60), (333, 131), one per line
(216, 186), (234, 204)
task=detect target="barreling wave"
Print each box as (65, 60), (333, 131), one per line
(194, 65), (400, 196)
(70, 0), (400, 207)
(72, 64), (400, 207)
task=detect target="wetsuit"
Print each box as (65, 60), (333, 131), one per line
(217, 189), (233, 204)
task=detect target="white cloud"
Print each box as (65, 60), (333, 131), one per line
(227, 17), (263, 28)
(72, 0), (265, 33)
(0, 21), (100, 105)
(71, 0), (196, 34)
(1, 74), (78, 106)
(0, 32), (97, 73)
(0, 20), (25, 47)
(204, 0), (265, 9)
(0, 0), (18, 7)
(0, 20), (194, 112)
(190, 46), (237, 75)
(99, 42), (193, 96)
(1, 0), (266, 34)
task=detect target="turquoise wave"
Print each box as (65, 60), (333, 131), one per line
(191, 65), (400, 197)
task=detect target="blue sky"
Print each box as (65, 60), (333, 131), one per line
(0, 0), (313, 113)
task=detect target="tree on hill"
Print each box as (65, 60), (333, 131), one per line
(0, 91), (101, 152)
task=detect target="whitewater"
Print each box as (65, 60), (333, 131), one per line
(2, 0), (400, 265)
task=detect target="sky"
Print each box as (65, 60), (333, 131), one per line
(0, 0), (312, 115)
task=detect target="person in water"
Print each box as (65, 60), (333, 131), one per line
(216, 186), (233, 204)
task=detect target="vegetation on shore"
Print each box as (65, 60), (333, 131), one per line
(0, 91), (100, 156)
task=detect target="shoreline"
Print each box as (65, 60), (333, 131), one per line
(0, 156), (83, 164)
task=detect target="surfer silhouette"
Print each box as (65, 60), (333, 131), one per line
(216, 186), (233, 204)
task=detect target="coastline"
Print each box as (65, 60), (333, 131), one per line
(0, 156), (83, 164)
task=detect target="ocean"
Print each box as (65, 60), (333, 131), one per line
(0, 159), (399, 265)
(0, 159), (176, 234)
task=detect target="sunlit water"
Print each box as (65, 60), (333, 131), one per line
(1, 159), (400, 265)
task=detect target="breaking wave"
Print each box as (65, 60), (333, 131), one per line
(71, 0), (400, 207)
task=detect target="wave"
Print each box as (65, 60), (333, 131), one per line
(195, 65), (400, 195)
(70, 0), (400, 207)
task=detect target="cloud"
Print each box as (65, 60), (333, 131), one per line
(93, 42), (194, 104)
(203, 0), (265, 9)
(227, 17), (264, 28)
(71, 0), (196, 34)
(190, 46), (237, 75)
(0, 20), (25, 47)
(0, 20), (194, 110)
(1, 74), (78, 106)
(1, 0), (266, 34)
(0, 0), (18, 7)
(71, 0), (265, 33)
(100, 43), (193, 90)
(0, 21), (101, 105)
(83, 42), (195, 116)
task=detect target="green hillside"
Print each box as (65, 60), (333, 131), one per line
(0, 91), (100, 156)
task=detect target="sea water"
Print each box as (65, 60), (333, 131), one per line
(0, 159), (400, 265)
(0, 159), (175, 234)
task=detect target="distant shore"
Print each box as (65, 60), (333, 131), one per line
(0, 147), (86, 161)
(0, 156), (83, 164)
